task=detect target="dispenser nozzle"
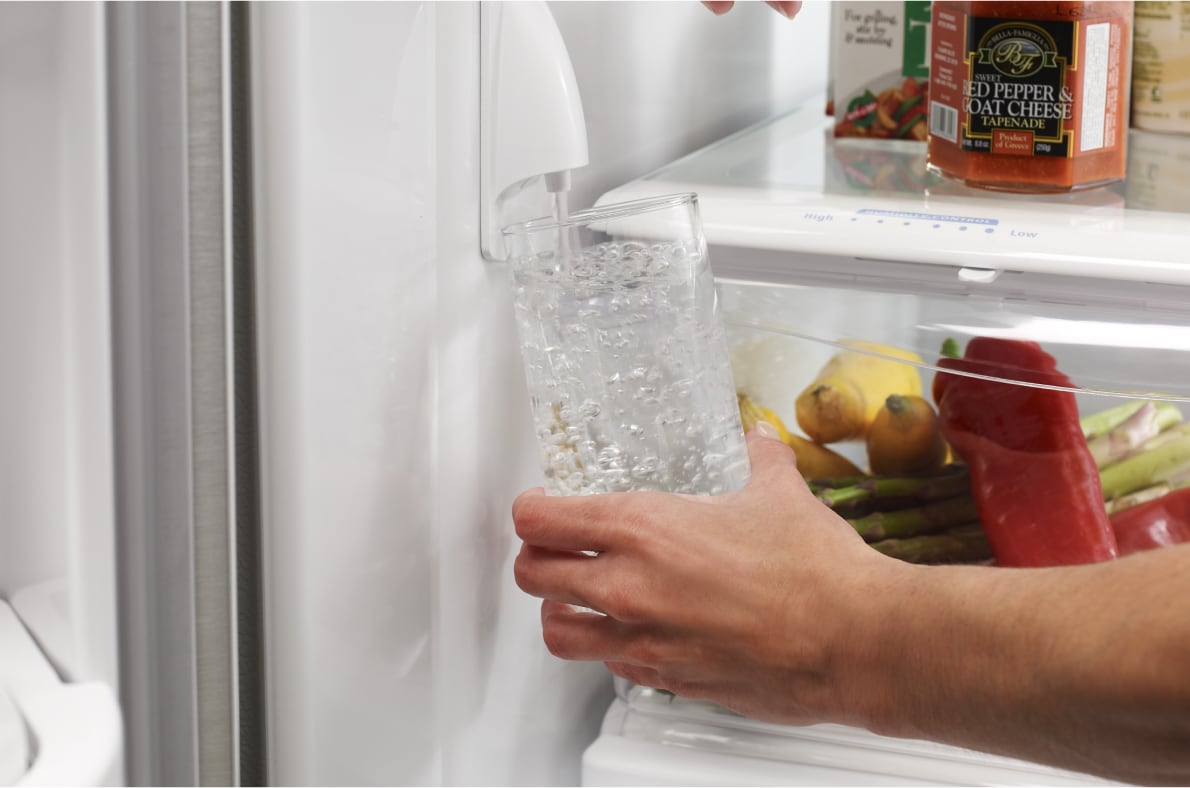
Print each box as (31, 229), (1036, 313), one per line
(543, 170), (572, 194)
(480, 2), (589, 261)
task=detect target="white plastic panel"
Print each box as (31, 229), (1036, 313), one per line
(0, 691), (28, 786)
(0, 602), (123, 787)
(585, 696), (1119, 787)
(0, 2), (117, 691)
(598, 99), (1190, 286)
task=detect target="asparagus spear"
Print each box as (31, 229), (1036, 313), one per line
(869, 524), (991, 564)
(1082, 401), (1148, 440)
(1099, 423), (1190, 500)
(1103, 477), (1190, 515)
(1087, 401), (1182, 468)
(807, 474), (870, 493)
(849, 495), (981, 541)
(816, 466), (971, 509)
(1081, 400), (1182, 441)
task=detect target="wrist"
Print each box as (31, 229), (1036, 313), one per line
(818, 552), (926, 731)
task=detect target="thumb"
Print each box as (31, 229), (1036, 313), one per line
(745, 422), (802, 485)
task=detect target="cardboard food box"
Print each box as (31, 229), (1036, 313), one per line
(832, 1), (932, 140)
(1132, 0), (1190, 135)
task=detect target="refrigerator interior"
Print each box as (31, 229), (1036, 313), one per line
(0, 2), (122, 785)
(578, 78), (1190, 785)
(578, 268), (1189, 786)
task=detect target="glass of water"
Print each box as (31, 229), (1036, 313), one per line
(503, 192), (751, 497)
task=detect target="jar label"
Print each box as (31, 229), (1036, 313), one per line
(929, 8), (1127, 158)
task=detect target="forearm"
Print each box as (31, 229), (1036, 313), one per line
(844, 544), (1190, 783)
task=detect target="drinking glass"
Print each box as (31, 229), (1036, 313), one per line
(504, 192), (750, 496)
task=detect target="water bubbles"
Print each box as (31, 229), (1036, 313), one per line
(631, 456), (661, 480)
(596, 446), (625, 469)
(660, 407), (686, 426)
(515, 236), (750, 496)
(702, 453), (725, 470)
(602, 242), (622, 258)
(578, 399), (601, 420)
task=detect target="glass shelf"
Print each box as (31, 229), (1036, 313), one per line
(598, 97), (1190, 286)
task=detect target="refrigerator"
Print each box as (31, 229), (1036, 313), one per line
(3, 0), (1188, 785)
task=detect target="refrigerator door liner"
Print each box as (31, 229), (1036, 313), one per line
(0, 601), (122, 786)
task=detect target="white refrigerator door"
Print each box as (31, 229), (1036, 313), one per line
(250, 3), (608, 783)
(249, 1), (826, 784)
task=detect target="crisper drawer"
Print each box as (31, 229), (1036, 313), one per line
(718, 267), (1190, 567)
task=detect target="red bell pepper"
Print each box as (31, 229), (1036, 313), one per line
(933, 338), (1119, 567)
(1110, 487), (1190, 556)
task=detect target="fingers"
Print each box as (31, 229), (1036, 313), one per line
(540, 600), (660, 665)
(701, 1), (735, 14)
(541, 600), (634, 662)
(512, 488), (623, 552)
(703, 0), (801, 18)
(514, 544), (604, 610)
(604, 660), (664, 689)
(766, 0), (802, 18)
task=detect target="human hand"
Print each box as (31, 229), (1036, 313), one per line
(512, 426), (902, 727)
(703, 1), (803, 19)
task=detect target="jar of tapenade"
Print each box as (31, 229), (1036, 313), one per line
(927, 2), (1134, 192)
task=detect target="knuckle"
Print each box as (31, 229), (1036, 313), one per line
(599, 582), (643, 623)
(512, 496), (546, 540)
(661, 676), (701, 699)
(511, 548), (539, 595)
(541, 620), (576, 659)
(625, 631), (665, 666)
(614, 496), (657, 549)
(512, 553), (530, 589)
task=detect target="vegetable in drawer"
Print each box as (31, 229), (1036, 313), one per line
(1109, 487), (1190, 557)
(738, 394), (862, 480)
(932, 337), (1119, 567)
(795, 339), (924, 444)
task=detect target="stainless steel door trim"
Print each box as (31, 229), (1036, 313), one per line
(107, 2), (254, 784)
(108, 3), (200, 784)
(185, 3), (237, 786)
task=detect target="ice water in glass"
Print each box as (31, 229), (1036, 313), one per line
(506, 193), (750, 496)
